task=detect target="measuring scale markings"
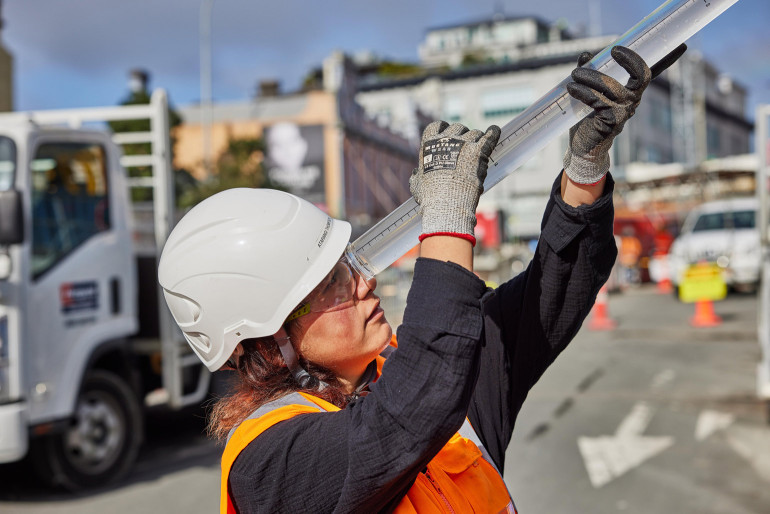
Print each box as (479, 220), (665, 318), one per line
(556, 97), (567, 115)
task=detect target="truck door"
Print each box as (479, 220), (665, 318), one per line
(24, 135), (136, 425)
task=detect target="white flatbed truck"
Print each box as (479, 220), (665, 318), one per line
(0, 90), (210, 489)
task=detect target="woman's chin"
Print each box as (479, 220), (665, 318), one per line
(380, 323), (394, 349)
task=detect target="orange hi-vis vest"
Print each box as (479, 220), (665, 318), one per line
(221, 344), (517, 513)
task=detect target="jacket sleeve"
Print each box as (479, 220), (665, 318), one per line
(228, 258), (489, 514)
(467, 172), (618, 473)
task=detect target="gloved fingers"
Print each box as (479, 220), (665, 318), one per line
(461, 128), (485, 142)
(440, 122), (469, 137)
(567, 81), (614, 112)
(577, 51), (594, 67)
(611, 46), (651, 92)
(571, 67), (626, 103)
(566, 83), (622, 133)
(422, 120), (449, 140)
(478, 125), (501, 155)
(650, 43), (687, 79)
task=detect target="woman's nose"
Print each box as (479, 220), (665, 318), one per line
(355, 273), (377, 298)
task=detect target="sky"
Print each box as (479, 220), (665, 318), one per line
(4, 0), (769, 121)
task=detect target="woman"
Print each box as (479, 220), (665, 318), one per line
(158, 45), (684, 513)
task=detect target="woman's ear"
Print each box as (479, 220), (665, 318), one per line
(220, 343), (245, 371)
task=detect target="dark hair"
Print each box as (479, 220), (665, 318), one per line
(207, 322), (349, 441)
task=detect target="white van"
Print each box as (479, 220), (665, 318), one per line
(669, 197), (760, 292)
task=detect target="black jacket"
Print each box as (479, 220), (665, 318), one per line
(228, 174), (618, 513)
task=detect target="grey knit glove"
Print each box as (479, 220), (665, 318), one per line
(564, 44), (685, 184)
(410, 121), (501, 245)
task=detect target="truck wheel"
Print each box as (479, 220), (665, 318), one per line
(32, 370), (143, 490)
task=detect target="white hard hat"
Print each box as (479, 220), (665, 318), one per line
(158, 188), (351, 372)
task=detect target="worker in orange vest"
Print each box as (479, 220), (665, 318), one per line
(158, 44), (684, 513)
(618, 226), (643, 288)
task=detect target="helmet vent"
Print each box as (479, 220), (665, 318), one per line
(184, 332), (211, 352)
(163, 290), (202, 326)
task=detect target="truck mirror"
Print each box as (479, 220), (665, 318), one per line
(0, 190), (23, 245)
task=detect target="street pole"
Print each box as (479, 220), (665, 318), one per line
(756, 104), (770, 414)
(200, 0), (214, 178)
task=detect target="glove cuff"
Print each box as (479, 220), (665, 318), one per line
(419, 187), (479, 245)
(419, 232), (477, 246)
(563, 148), (610, 185)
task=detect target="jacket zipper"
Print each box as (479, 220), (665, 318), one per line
(423, 469), (456, 514)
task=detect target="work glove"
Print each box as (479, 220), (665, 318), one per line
(564, 44), (687, 184)
(410, 121), (501, 245)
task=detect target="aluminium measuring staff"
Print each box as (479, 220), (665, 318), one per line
(158, 44), (685, 513)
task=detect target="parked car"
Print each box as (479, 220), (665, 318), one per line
(668, 197), (760, 293)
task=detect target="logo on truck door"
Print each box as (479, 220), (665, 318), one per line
(60, 281), (99, 313)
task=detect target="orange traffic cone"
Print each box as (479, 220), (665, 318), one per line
(690, 299), (722, 327)
(589, 285), (616, 331)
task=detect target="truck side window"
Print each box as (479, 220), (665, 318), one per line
(691, 213), (725, 233)
(0, 136), (16, 191)
(31, 142), (110, 279)
(732, 210), (756, 230)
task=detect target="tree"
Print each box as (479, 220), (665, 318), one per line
(178, 135), (278, 208)
(460, 52), (489, 68)
(376, 60), (424, 78)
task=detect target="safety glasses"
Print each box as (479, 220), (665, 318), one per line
(286, 255), (359, 322)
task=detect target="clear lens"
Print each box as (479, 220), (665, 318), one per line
(306, 256), (357, 313)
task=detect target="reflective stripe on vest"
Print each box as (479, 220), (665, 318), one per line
(221, 342), (517, 513)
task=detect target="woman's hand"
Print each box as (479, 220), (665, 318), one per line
(410, 121), (500, 270)
(410, 121), (500, 245)
(563, 44), (686, 186)
(561, 44), (686, 206)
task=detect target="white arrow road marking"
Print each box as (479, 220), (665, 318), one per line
(695, 410), (734, 441)
(578, 402), (674, 488)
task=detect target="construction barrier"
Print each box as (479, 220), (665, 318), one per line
(679, 262), (726, 328)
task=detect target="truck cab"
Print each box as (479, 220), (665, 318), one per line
(0, 91), (209, 489)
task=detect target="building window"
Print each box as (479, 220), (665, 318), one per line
(650, 98), (672, 134)
(481, 87), (533, 121)
(730, 134), (744, 155)
(444, 96), (465, 123)
(707, 124), (720, 159)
